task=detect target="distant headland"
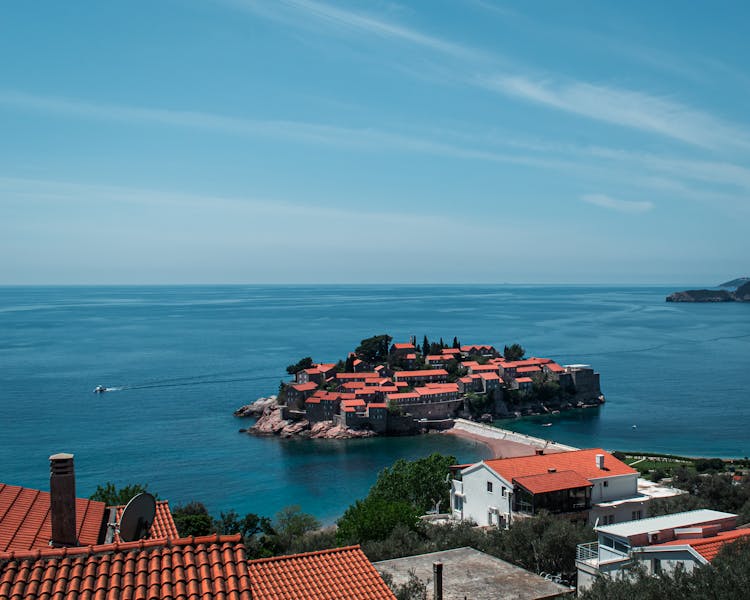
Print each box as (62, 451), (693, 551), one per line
(234, 335), (604, 440)
(666, 278), (750, 303)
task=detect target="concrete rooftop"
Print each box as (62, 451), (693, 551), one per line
(374, 547), (573, 600)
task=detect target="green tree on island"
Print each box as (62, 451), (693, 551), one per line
(503, 343), (526, 361)
(356, 334), (392, 363)
(286, 356), (314, 375)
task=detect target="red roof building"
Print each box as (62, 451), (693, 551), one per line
(0, 534), (253, 600)
(656, 527), (750, 561)
(247, 545), (395, 600)
(485, 449), (636, 483)
(452, 449), (640, 528)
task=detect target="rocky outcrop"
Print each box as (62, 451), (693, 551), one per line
(248, 406), (376, 439)
(667, 279), (750, 303)
(234, 395), (278, 417)
(666, 289), (733, 302)
(734, 281), (750, 301)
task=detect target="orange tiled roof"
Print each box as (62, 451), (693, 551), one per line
(415, 383), (459, 395)
(656, 528), (750, 561)
(470, 364), (499, 372)
(0, 483), (106, 552)
(336, 372), (380, 380)
(479, 372), (501, 380)
(441, 348), (461, 355)
(368, 403), (388, 409)
(392, 343), (415, 350)
(516, 366), (541, 373)
(483, 449), (637, 482)
(513, 470), (593, 494)
(112, 500), (178, 541)
(0, 534), (252, 600)
(247, 545), (395, 600)
(386, 392), (420, 400)
(405, 353), (417, 360)
(291, 382), (319, 392)
(393, 369), (448, 379)
(516, 377), (534, 383)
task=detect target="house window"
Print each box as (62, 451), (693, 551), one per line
(603, 481), (609, 487)
(454, 495), (463, 511)
(501, 486), (506, 497)
(602, 515), (615, 525)
(653, 559), (662, 574)
(632, 510), (642, 520)
(487, 481), (493, 493)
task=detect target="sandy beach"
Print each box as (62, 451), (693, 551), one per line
(444, 427), (551, 459)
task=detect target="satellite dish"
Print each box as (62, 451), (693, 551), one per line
(118, 492), (156, 542)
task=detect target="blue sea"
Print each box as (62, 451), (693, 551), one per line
(1, 285), (748, 523)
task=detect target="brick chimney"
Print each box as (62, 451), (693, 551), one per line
(49, 453), (78, 547)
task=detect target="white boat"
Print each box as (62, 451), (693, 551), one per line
(542, 422), (552, 427)
(93, 385), (108, 393)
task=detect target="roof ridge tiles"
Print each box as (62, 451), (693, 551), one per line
(0, 535), (243, 563)
(246, 544), (362, 565)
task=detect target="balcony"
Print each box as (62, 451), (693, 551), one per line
(576, 541), (599, 566)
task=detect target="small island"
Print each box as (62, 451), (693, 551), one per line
(235, 334), (604, 440)
(667, 278), (750, 303)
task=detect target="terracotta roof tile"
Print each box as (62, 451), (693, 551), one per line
(247, 545), (395, 600)
(0, 534), (252, 600)
(0, 483), (106, 553)
(513, 470), (593, 494)
(483, 449), (636, 482)
(393, 369), (448, 379)
(656, 528), (750, 561)
(112, 500), (179, 541)
(291, 382), (318, 392)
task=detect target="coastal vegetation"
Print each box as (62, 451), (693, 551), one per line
(616, 451), (750, 482)
(90, 482), (156, 504)
(647, 468), (750, 525)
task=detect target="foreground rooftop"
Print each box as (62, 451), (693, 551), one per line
(375, 547), (572, 600)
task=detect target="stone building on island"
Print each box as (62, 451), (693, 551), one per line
(274, 336), (604, 435)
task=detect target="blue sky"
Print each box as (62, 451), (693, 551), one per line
(1, 0), (748, 284)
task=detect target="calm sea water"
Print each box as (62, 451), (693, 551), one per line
(1, 285), (748, 522)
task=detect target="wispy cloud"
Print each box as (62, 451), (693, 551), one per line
(225, 0), (482, 60)
(582, 193), (653, 214)
(479, 75), (750, 151)
(0, 89), (581, 172)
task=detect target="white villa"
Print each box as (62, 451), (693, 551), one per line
(450, 448), (679, 528)
(576, 509), (750, 593)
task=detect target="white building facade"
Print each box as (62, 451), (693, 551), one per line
(451, 449), (670, 528)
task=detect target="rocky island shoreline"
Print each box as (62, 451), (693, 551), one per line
(667, 278), (750, 303)
(236, 396), (376, 439)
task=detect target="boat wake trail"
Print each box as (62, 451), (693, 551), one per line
(103, 371), (281, 392)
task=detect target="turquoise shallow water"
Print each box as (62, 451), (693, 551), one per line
(1, 285), (748, 522)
